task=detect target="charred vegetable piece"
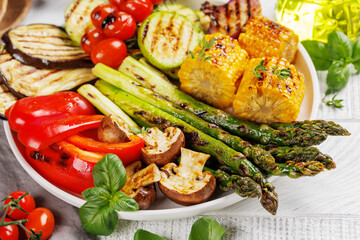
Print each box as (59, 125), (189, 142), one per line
(137, 11), (203, 71)
(65, 0), (106, 45)
(159, 148), (216, 206)
(238, 16), (299, 63)
(155, 3), (201, 28)
(233, 57), (305, 123)
(178, 33), (249, 109)
(97, 114), (133, 143)
(138, 127), (185, 166)
(0, 83), (17, 118)
(201, 0), (261, 38)
(2, 24), (93, 69)
(121, 161), (161, 210)
(0, 51), (97, 98)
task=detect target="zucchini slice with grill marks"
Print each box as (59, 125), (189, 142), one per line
(65, 0), (106, 45)
(138, 11), (202, 71)
(156, 4), (201, 29)
(2, 24), (93, 69)
(0, 50), (97, 98)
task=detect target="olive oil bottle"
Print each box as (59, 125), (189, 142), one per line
(276, 0), (360, 42)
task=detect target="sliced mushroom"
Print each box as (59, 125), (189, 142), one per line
(158, 148), (216, 206)
(121, 161), (161, 210)
(97, 114), (133, 143)
(137, 127), (185, 166)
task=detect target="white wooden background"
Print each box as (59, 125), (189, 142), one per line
(0, 0), (359, 239)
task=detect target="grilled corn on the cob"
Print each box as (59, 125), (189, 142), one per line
(233, 57), (305, 123)
(178, 33), (249, 109)
(238, 16), (299, 63)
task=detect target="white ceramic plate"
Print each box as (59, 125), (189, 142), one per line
(4, 44), (319, 221)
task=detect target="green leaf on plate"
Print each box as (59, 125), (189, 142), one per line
(327, 31), (352, 60)
(301, 40), (333, 70)
(79, 201), (118, 236)
(326, 60), (351, 92)
(92, 153), (127, 194)
(82, 187), (111, 205)
(188, 217), (226, 240)
(110, 191), (139, 212)
(134, 229), (166, 240)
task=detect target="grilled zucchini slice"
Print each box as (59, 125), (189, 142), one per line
(2, 24), (93, 69)
(0, 51), (97, 98)
(65, 0), (106, 45)
(138, 11), (202, 71)
(156, 4), (201, 28)
(0, 83), (17, 118)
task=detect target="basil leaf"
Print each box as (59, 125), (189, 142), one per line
(92, 154), (127, 194)
(327, 31), (352, 60)
(326, 61), (351, 92)
(110, 191), (139, 212)
(352, 38), (360, 70)
(82, 187), (111, 205)
(79, 201), (118, 236)
(301, 40), (333, 70)
(188, 217), (226, 240)
(134, 229), (166, 240)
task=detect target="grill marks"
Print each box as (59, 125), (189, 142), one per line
(201, 0), (261, 38)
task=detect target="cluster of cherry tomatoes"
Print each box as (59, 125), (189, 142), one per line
(81, 0), (163, 68)
(0, 191), (54, 240)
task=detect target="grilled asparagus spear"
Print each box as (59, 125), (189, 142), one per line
(118, 57), (328, 146)
(92, 63), (276, 171)
(269, 120), (350, 136)
(267, 161), (324, 178)
(95, 80), (278, 215)
(258, 145), (336, 170)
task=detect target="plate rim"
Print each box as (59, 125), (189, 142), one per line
(4, 44), (319, 221)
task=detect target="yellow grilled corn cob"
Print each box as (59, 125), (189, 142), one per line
(238, 16), (299, 63)
(178, 33), (249, 109)
(233, 57), (305, 123)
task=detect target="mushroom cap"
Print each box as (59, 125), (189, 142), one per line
(133, 184), (157, 210)
(97, 114), (132, 143)
(138, 127), (185, 166)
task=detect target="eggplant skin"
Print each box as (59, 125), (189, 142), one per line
(1, 24), (94, 69)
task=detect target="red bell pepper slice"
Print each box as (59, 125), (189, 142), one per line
(6, 92), (96, 132)
(57, 140), (106, 163)
(66, 134), (144, 166)
(18, 114), (104, 151)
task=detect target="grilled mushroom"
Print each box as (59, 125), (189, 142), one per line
(97, 115), (133, 143)
(137, 127), (185, 166)
(158, 148), (216, 206)
(121, 161), (161, 210)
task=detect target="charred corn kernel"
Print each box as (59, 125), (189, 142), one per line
(178, 33), (249, 109)
(238, 16), (299, 63)
(233, 57), (305, 123)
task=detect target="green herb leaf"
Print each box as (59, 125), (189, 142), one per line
(327, 31), (352, 60)
(204, 56), (212, 61)
(79, 201), (118, 236)
(188, 217), (226, 240)
(109, 191), (139, 212)
(92, 154), (127, 194)
(352, 38), (360, 71)
(82, 187), (111, 205)
(189, 51), (196, 59)
(253, 59), (268, 80)
(323, 95), (344, 109)
(274, 68), (292, 79)
(302, 40), (333, 70)
(134, 229), (166, 240)
(326, 60), (351, 92)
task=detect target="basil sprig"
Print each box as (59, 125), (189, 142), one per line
(79, 154), (138, 236)
(134, 217), (226, 240)
(302, 30), (360, 108)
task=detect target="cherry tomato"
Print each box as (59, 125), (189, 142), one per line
(91, 38), (127, 68)
(25, 208), (55, 240)
(109, 0), (122, 6)
(4, 191), (35, 220)
(151, 0), (163, 5)
(81, 28), (106, 54)
(91, 4), (119, 28)
(118, 0), (153, 23)
(102, 11), (136, 40)
(0, 218), (19, 240)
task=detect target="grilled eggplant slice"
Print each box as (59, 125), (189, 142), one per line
(65, 0), (106, 45)
(201, 0), (261, 38)
(138, 11), (203, 71)
(2, 24), (93, 69)
(0, 51), (97, 98)
(0, 83), (17, 118)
